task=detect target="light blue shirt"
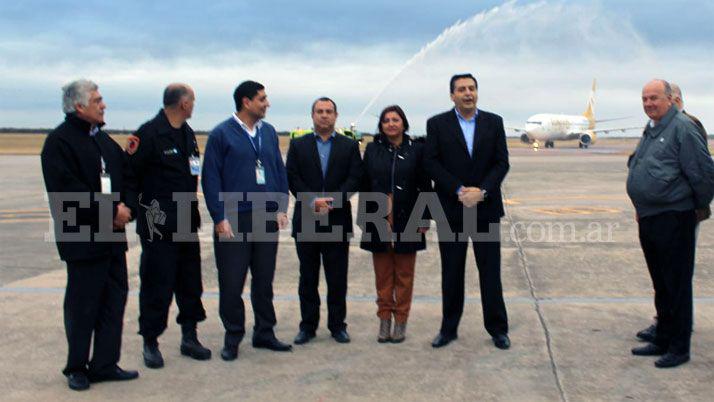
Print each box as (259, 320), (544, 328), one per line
(455, 108), (478, 156)
(315, 132), (336, 178)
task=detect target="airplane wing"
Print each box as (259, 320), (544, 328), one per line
(506, 126), (526, 133)
(591, 126), (644, 134)
(594, 117), (631, 123)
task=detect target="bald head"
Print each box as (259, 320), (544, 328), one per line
(163, 83), (193, 107)
(642, 79), (673, 122)
(644, 79), (672, 96)
(163, 83), (195, 120)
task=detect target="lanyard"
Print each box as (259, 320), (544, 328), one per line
(100, 157), (107, 174)
(244, 129), (262, 160)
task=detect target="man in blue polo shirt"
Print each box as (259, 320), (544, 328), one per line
(201, 80), (291, 361)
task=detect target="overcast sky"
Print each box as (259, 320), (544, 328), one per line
(1, 0), (712, 134)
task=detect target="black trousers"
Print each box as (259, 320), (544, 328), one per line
(436, 218), (508, 337)
(214, 212), (279, 347)
(639, 210), (696, 355)
(138, 236), (206, 339)
(295, 241), (349, 334)
(63, 253), (128, 375)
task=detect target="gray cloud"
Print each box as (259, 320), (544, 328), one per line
(0, 0), (712, 132)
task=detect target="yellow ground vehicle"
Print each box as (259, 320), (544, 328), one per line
(289, 126), (362, 142)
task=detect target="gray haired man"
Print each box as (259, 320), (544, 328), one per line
(41, 79), (138, 390)
(627, 79), (714, 368)
(636, 83), (711, 344)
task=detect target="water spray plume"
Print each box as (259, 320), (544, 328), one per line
(352, 0), (654, 134)
(353, 1), (512, 128)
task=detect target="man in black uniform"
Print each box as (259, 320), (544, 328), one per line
(41, 79), (139, 391)
(125, 83), (211, 368)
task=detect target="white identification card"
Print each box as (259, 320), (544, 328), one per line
(256, 165), (266, 185)
(100, 173), (112, 194)
(189, 155), (201, 176)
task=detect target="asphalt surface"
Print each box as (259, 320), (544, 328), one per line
(1, 141), (713, 401)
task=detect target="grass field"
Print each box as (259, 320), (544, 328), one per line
(2, 133), (708, 155)
(0, 133), (212, 155)
(0, 133), (333, 155)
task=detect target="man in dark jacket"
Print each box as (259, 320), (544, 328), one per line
(286, 97), (363, 345)
(41, 79), (138, 391)
(671, 83), (711, 222)
(636, 82), (711, 344)
(424, 73), (511, 350)
(124, 83), (211, 369)
(628, 79), (714, 368)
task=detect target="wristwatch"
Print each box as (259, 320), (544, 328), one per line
(481, 189), (488, 199)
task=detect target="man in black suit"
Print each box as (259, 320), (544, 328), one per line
(41, 79), (139, 390)
(424, 73), (511, 350)
(286, 97), (363, 344)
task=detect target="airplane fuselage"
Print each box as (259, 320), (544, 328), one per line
(524, 113), (592, 142)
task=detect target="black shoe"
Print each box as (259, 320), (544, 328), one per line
(431, 333), (457, 348)
(492, 334), (511, 350)
(88, 366), (139, 383)
(253, 338), (293, 352)
(655, 353), (690, 368)
(180, 338), (212, 361)
(143, 343), (164, 369)
(332, 330), (351, 344)
(631, 343), (665, 356)
(294, 330), (316, 345)
(220, 345), (239, 361)
(636, 324), (657, 343)
(66, 372), (90, 391)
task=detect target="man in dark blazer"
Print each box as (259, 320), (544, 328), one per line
(286, 97), (363, 344)
(424, 73), (511, 350)
(41, 79), (138, 390)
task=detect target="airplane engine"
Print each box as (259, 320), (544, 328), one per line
(520, 133), (531, 143)
(578, 132), (596, 148)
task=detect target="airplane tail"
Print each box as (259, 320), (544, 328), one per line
(583, 79), (596, 129)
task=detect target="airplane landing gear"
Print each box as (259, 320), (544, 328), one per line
(545, 140), (554, 148)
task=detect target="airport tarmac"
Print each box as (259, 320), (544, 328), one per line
(1, 140), (713, 401)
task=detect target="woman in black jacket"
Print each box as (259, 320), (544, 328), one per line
(359, 105), (432, 343)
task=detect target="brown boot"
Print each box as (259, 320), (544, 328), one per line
(392, 322), (407, 343)
(378, 319), (392, 343)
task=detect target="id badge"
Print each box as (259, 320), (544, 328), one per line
(100, 173), (112, 194)
(256, 165), (266, 185)
(189, 155), (201, 176)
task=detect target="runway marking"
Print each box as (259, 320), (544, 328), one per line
(0, 217), (50, 224)
(0, 208), (48, 213)
(0, 209), (50, 223)
(530, 206), (621, 216)
(504, 194), (627, 202)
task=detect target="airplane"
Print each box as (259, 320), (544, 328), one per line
(509, 79), (640, 149)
